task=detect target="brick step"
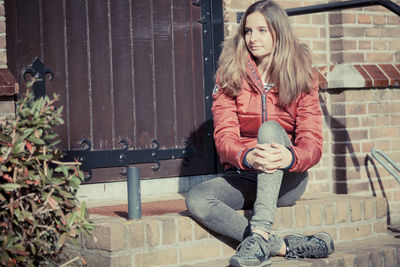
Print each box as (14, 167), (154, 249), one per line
(66, 193), (390, 267)
(177, 234), (400, 267)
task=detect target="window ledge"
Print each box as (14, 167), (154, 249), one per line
(314, 64), (400, 89)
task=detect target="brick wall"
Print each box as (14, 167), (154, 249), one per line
(223, 0), (400, 66)
(223, 0), (400, 223)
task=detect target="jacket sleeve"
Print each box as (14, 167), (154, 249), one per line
(211, 88), (252, 170)
(288, 80), (323, 172)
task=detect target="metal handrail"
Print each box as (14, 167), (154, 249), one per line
(286, 0), (400, 17)
(371, 147), (400, 184)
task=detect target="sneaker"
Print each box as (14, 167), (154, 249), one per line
(229, 232), (271, 267)
(283, 232), (335, 259)
(268, 233), (284, 256)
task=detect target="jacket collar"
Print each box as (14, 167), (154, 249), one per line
(246, 54), (278, 93)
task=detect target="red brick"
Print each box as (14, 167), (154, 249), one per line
(381, 28), (400, 38)
(343, 13), (356, 23)
(330, 40), (357, 51)
(361, 142), (375, 154)
(278, 1), (302, 9)
(359, 40), (371, 50)
(294, 15), (310, 24)
(343, 27), (364, 37)
(366, 53), (394, 63)
(358, 14), (371, 24)
(344, 89), (376, 102)
(293, 26), (319, 38)
(391, 115), (400, 126)
(389, 40), (400, 50)
(312, 40), (325, 51)
(329, 26), (343, 38)
(373, 14), (386, 25)
(329, 13), (342, 24)
(373, 40), (387, 51)
(370, 127), (397, 139)
(365, 27), (380, 37)
(388, 15), (400, 25)
(312, 14), (325, 25)
(364, 6), (387, 12)
(390, 102), (400, 113)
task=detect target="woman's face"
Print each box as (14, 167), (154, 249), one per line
(244, 12), (274, 64)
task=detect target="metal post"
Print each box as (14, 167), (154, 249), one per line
(127, 167), (142, 219)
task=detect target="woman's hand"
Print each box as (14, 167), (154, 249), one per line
(246, 142), (293, 173)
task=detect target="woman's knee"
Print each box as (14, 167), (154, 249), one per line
(257, 120), (286, 144)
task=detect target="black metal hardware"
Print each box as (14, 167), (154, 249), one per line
(192, 0), (202, 7)
(199, 0), (224, 173)
(237, 0), (400, 23)
(22, 57), (54, 99)
(62, 139), (194, 181)
(286, 0), (400, 17)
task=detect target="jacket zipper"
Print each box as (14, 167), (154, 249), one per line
(261, 94), (267, 123)
(261, 85), (272, 123)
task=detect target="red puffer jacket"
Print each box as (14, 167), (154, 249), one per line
(212, 57), (323, 173)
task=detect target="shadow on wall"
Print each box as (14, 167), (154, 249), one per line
(319, 92), (389, 217)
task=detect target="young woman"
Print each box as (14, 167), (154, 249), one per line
(185, 1), (334, 266)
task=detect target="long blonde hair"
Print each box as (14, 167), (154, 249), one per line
(216, 0), (314, 107)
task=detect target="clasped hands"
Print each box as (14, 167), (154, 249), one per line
(246, 142), (293, 173)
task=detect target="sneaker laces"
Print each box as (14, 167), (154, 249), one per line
(235, 234), (269, 260)
(285, 235), (328, 259)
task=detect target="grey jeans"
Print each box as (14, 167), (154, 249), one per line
(185, 121), (308, 241)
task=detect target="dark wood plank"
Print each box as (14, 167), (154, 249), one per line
(87, 0), (113, 150)
(41, 0), (68, 148)
(4, 0), (18, 80)
(110, 0), (135, 148)
(16, 0), (41, 91)
(153, 0), (176, 149)
(131, 0), (155, 149)
(65, 0), (91, 150)
(172, 0), (196, 146)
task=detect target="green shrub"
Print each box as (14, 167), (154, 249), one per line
(0, 85), (93, 266)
